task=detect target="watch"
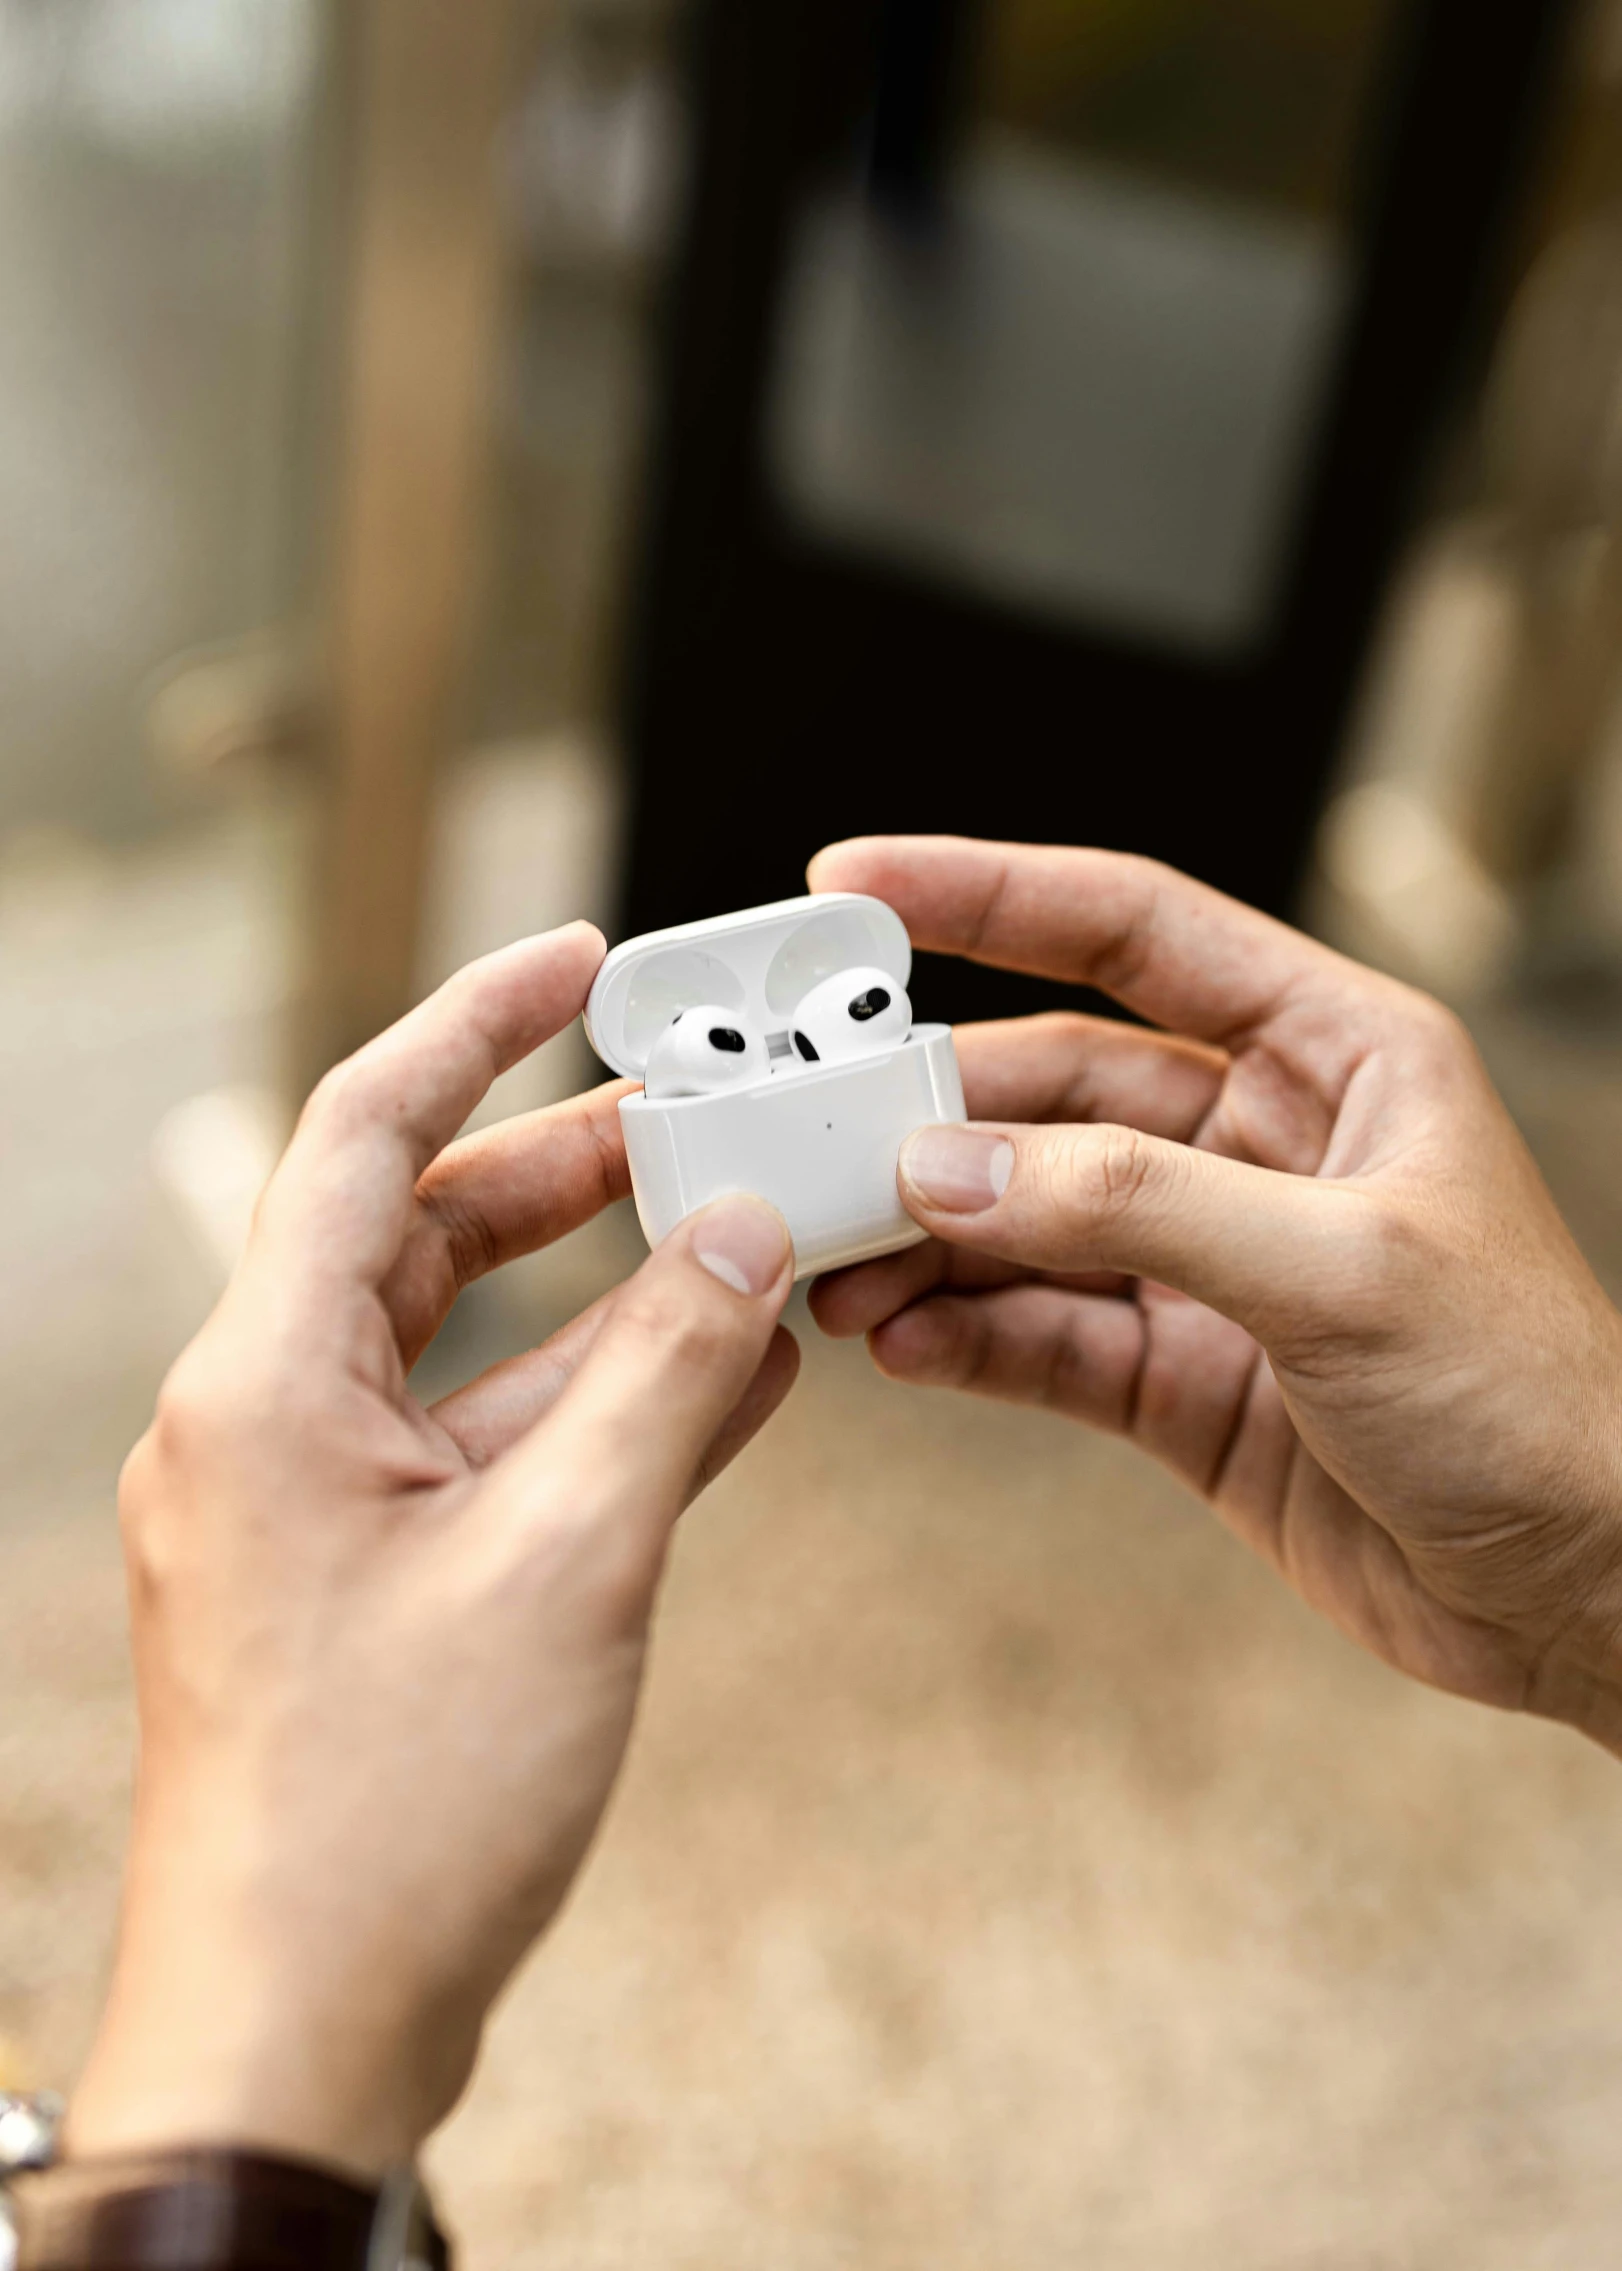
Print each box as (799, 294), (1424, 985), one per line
(0, 2096), (64, 2271)
(0, 2099), (448, 2271)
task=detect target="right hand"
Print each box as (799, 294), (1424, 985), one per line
(809, 837), (1622, 1752)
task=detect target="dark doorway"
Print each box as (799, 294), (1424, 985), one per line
(615, 0), (1573, 1021)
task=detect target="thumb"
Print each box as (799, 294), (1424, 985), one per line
(896, 1122), (1377, 1347)
(492, 1194), (795, 1531)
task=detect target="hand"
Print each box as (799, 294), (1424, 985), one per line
(809, 838), (1622, 1750)
(70, 926), (798, 2176)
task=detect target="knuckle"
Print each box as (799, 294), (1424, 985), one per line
(1090, 858), (1167, 992)
(116, 1428), (159, 1538)
(299, 1060), (354, 1133)
(299, 1052), (388, 1146)
(1283, 1190), (1435, 1364)
(1066, 1124), (1159, 1224)
(880, 1299), (972, 1387)
(149, 1333), (265, 1465)
(420, 1186), (500, 1290)
(1405, 988), (1472, 1058)
(149, 1347), (216, 1458)
(656, 1293), (738, 1378)
(1383, 983), (1482, 1081)
(117, 1421), (187, 1594)
(1038, 1320), (1089, 1412)
(954, 1311), (1002, 1392)
(1352, 1191), (1435, 1293)
(623, 1268), (754, 1376)
(1024, 1009), (1099, 1050)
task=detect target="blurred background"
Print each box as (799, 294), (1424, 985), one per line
(6, 0), (1622, 2263)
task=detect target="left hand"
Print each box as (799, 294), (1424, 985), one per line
(70, 925), (799, 2177)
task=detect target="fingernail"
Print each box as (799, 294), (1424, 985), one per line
(901, 1127), (1015, 1214)
(693, 1195), (792, 1296)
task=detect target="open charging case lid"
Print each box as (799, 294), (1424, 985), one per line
(584, 894), (913, 1080)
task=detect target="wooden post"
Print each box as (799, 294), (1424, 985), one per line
(296, 0), (514, 1087)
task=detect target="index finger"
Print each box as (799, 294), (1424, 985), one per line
(252, 922), (606, 1296)
(382, 1078), (634, 1367)
(807, 836), (1372, 1049)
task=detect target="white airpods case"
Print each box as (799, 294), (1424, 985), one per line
(584, 894), (966, 1278)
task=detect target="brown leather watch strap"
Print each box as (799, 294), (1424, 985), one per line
(11, 2148), (450, 2271)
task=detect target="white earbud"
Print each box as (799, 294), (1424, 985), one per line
(791, 966), (912, 1065)
(644, 1007), (767, 1099)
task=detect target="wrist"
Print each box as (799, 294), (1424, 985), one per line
(1512, 1386), (1622, 1757)
(68, 2019), (415, 2186)
(69, 1793), (484, 2180)
(68, 1926), (455, 2184)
